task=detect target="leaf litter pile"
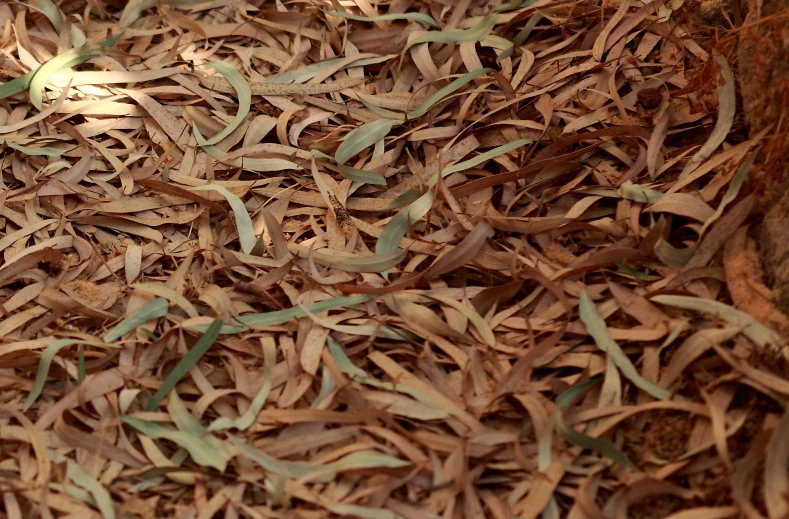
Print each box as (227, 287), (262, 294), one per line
(0, 0), (787, 517)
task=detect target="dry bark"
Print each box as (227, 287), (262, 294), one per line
(738, 0), (789, 315)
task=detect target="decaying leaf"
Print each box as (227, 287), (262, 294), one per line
(0, 1), (777, 517)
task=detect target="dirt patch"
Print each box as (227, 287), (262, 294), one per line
(629, 493), (688, 519)
(645, 412), (695, 461)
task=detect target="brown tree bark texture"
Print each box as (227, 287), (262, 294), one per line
(738, 0), (789, 315)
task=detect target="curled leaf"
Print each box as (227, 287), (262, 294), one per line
(194, 61), (251, 147)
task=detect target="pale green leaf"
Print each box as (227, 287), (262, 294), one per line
(335, 119), (393, 165)
(556, 412), (638, 471)
(120, 416), (230, 471)
(513, 12), (542, 46)
(131, 283), (199, 318)
(324, 450), (409, 471)
(408, 68), (492, 118)
(614, 259), (661, 281)
(554, 377), (638, 470)
(230, 437), (333, 481)
(441, 138), (530, 176)
(424, 293), (495, 347)
(617, 180), (664, 204)
(194, 61), (251, 147)
(356, 95), (405, 120)
(650, 295), (782, 350)
(376, 190), (434, 256)
(232, 435), (407, 483)
(494, 0), (539, 12)
(237, 295), (377, 328)
(311, 364), (336, 409)
(327, 338), (447, 413)
(481, 35), (515, 62)
(382, 139), (530, 211)
(680, 55), (736, 178)
(266, 55), (394, 84)
(30, 48), (94, 110)
(190, 184), (257, 254)
(323, 10), (439, 27)
(207, 365), (271, 432)
(4, 140), (66, 157)
(309, 150), (387, 184)
(301, 246), (408, 272)
(120, 0), (207, 27)
(104, 298), (169, 342)
(401, 15), (498, 61)
(327, 337), (368, 379)
(323, 504), (399, 519)
(654, 238), (695, 268)
(298, 302), (408, 340)
(24, 340), (79, 411)
(266, 58), (344, 84)
(167, 391), (229, 460)
(70, 25), (86, 48)
(33, 0), (64, 33)
(579, 290), (672, 400)
(338, 164), (387, 185)
(556, 376), (603, 410)
(49, 450), (116, 519)
(699, 147), (757, 236)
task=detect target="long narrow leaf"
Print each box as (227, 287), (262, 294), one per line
(238, 295), (376, 328)
(30, 48), (94, 110)
(104, 298), (169, 343)
(401, 16), (498, 61)
(33, 0), (65, 33)
(376, 190), (433, 255)
(0, 70), (38, 99)
(323, 10), (439, 27)
(120, 416), (230, 471)
(145, 318), (223, 410)
(699, 147), (757, 236)
(335, 119), (393, 165)
(194, 61), (251, 146)
(24, 340), (79, 411)
(49, 450), (116, 518)
(555, 412), (638, 470)
(579, 290), (671, 400)
(190, 184), (257, 254)
(680, 54), (736, 178)
(408, 68), (492, 118)
(651, 295), (781, 349)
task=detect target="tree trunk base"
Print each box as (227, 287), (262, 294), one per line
(736, 0), (789, 332)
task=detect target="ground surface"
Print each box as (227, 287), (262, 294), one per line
(0, 0), (786, 518)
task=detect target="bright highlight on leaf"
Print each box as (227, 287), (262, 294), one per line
(33, 0), (65, 33)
